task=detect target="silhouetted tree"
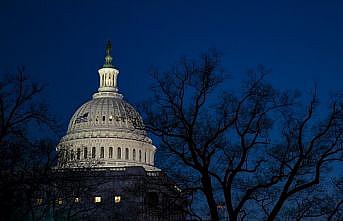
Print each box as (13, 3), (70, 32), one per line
(141, 52), (343, 221)
(0, 67), (58, 220)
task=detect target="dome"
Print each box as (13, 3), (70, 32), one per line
(57, 41), (158, 171)
(67, 96), (145, 135)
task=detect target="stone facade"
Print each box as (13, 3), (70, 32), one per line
(41, 167), (185, 221)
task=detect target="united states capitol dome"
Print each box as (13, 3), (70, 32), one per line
(57, 41), (158, 171)
(67, 96), (145, 135)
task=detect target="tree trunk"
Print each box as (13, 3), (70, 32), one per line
(201, 173), (220, 221)
(223, 187), (237, 221)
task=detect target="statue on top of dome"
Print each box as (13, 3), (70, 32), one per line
(103, 40), (113, 68)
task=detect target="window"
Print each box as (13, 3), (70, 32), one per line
(125, 148), (129, 160)
(100, 147), (104, 158)
(56, 198), (63, 205)
(139, 150), (142, 162)
(109, 115), (113, 121)
(36, 198), (43, 205)
(92, 147), (96, 158)
(145, 152), (147, 163)
(117, 147), (121, 159)
(84, 147), (87, 159)
(65, 151), (69, 161)
(133, 149), (136, 160)
(102, 116), (105, 121)
(94, 196), (101, 203)
(70, 150), (74, 160)
(74, 197), (81, 203)
(77, 148), (81, 160)
(109, 147), (113, 158)
(114, 196), (121, 204)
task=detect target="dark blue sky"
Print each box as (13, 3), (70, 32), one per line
(1, 0), (343, 132)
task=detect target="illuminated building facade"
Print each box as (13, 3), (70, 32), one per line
(35, 42), (185, 221)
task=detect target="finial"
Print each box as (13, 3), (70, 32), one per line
(103, 40), (113, 68)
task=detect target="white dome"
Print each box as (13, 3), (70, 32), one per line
(57, 43), (158, 171)
(67, 96), (145, 135)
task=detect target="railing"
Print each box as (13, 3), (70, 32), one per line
(147, 171), (163, 177)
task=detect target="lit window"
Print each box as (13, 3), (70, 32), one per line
(114, 196), (121, 204)
(109, 147), (113, 158)
(36, 198), (43, 205)
(84, 147), (87, 159)
(109, 115), (113, 121)
(74, 197), (81, 203)
(56, 198), (63, 205)
(94, 196), (102, 203)
(117, 147), (121, 159)
(100, 147), (104, 158)
(92, 147), (96, 158)
(125, 148), (129, 160)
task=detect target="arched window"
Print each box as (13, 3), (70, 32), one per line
(125, 148), (129, 160)
(109, 147), (113, 158)
(139, 150), (142, 162)
(65, 151), (69, 161)
(133, 149), (136, 161)
(117, 147), (121, 159)
(92, 147), (96, 158)
(84, 147), (87, 159)
(100, 147), (104, 158)
(77, 148), (81, 160)
(70, 150), (74, 160)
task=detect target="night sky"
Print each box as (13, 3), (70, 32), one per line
(1, 0), (343, 134)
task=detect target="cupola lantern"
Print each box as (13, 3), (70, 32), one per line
(96, 40), (120, 97)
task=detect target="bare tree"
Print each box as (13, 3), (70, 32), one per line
(140, 52), (343, 221)
(0, 67), (59, 220)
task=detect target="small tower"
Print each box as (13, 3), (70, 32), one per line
(94, 40), (121, 98)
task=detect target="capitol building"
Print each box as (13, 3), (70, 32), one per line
(35, 42), (185, 221)
(57, 41), (157, 172)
